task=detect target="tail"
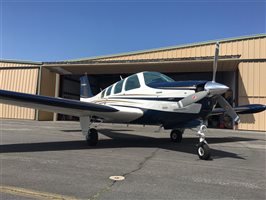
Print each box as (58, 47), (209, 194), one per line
(80, 75), (93, 99)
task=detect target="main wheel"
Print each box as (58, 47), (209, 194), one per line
(170, 129), (183, 143)
(86, 128), (98, 146)
(197, 142), (211, 160)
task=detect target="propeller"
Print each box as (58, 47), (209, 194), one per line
(216, 95), (240, 123)
(177, 91), (209, 108)
(212, 42), (219, 82)
(176, 42), (240, 123)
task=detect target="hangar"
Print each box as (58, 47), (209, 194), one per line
(0, 34), (265, 131)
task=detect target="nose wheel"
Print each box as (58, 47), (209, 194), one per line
(196, 125), (211, 160)
(197, 142), (211, 160)
(86, 128), (98, 146)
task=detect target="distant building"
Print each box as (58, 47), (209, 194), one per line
(1, 34), (265, 131)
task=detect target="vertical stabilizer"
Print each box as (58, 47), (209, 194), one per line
(80, 75), (93, 98)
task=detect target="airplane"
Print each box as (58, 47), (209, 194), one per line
(0, 42), (265, 160)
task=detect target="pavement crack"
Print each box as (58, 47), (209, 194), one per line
(88, 148), (159, 200)
(123, 148), (159, 177)
(88, 181), (115, 200)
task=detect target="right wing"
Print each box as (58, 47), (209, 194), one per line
(0, 89), (118, 117)
(210, 104), (266, 116)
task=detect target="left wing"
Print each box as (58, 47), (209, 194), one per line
(210, 104), (266, 116)
(0, 89), (118, 117)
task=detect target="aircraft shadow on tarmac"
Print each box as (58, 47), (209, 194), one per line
(0, 128), (258, 160)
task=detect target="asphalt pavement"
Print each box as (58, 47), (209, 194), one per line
(0, 119), (265, 200)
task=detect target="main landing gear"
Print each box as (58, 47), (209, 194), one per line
(196, 125), (211, 160)
(86, 128), (98, 146)
(170, 129), (184, 143)
(80, 116), (99, 146)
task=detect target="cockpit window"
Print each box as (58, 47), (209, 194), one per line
(144, 72), (174, 85)
(105, 85), (113, 96)
(125, 75), (140, 91)
(114, 79), (124, 94)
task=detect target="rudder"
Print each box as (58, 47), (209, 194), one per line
(80, 75), (93, 98)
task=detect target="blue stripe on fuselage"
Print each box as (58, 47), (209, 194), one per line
(147, 80), (208, 90)
(108, 97), (183, 101)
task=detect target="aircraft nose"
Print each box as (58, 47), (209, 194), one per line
(204, 81), (229, 95)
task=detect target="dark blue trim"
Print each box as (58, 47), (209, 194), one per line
(111, 98), (214, 130)
(0, 90), (118, 112)
(147, 81), (207, 90)
(109, 97), (183, 101)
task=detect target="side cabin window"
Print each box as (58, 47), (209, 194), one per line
(125, 75), (140, 91)
(101, 89), (106, 98)
(105, 85), (113, 96)
(114, 80), (124, 94)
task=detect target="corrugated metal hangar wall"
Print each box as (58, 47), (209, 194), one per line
(0, 34), (265, 131)
(0, 62), (39, 120)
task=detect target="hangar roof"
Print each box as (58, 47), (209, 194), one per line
(62, 33), (266, 63)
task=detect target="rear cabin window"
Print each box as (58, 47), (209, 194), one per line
(105, 86), (113, 96)
(125, 75), (140, 91)
(114, 80), (124, 94)
(101, 89), (106, 98)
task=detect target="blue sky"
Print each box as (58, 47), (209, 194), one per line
(0, 0), (265, 61)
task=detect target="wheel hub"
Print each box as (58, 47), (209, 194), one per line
(198, 147), (204, 156)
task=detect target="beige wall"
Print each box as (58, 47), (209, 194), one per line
(238, 62), (266, 131)
(0, 62), (39, 120)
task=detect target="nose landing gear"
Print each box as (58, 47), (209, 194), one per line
(196, 125), (211, 160)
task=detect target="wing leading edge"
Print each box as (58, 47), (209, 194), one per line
(0, 89), (118, 117)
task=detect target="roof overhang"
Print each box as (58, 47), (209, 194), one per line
(43, 57), (241, 75)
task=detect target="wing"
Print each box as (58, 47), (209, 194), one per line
(0, 89), (118, 117)
(210, 104), (266, 116)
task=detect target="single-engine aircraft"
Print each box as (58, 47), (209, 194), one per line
(0, 42), (265, 160)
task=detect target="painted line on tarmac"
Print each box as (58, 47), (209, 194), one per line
(0, 186), (78, 200)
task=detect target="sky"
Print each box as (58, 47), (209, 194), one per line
(0, 0), (265, 62)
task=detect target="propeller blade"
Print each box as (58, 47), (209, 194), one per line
(217, 95), (240, 124)
(177, 91), (208, 108)
(212, 42), (219, 82)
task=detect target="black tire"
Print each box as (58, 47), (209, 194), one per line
(86, 128), (98, 146)
(197, 142), (211, 160)
(170, 130), (183, 143)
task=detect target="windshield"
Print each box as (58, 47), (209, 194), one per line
(143, 72), (174, 85)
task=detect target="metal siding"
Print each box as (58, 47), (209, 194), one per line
(260, 37), (266, 59)
(0, 62), (38, 68)
(175, 49), (181, 58)
(260, 63), (266, 96)
(254, 39), (260, 59)
(238, 62), (266, 131)
(0, 68), (39, 119)
(92, 36), (265, 62)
